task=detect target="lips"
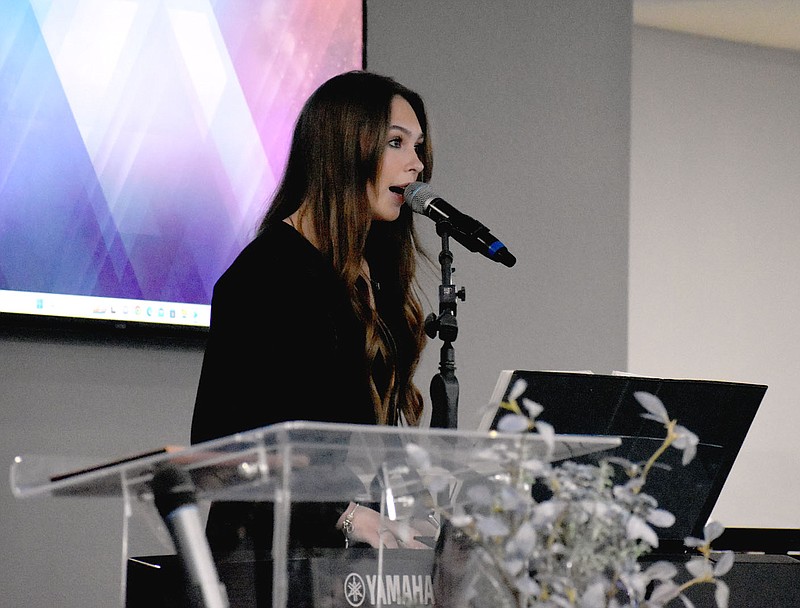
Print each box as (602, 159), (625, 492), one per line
(388, 185), (407, 207)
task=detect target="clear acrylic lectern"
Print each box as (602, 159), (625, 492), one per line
(10, 421), (620, 607)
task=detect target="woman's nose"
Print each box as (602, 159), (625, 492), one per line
(409, 152), (424, 174)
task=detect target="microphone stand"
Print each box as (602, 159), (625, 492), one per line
(152, 464), (229, 608)
(426, 221), (466, 429)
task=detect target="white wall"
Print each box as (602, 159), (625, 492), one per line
(1, 334), (204, 606)
(368, 1), (631, 430)
(629, 26), (800, 528)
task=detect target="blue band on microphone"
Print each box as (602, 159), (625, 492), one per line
(487, 241), (505, 256)
(406, 183), (424, 198)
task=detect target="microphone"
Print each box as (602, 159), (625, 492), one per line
(403, 182), (516, 267)
(152, 464), (229, 608)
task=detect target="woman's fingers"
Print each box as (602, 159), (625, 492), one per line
(378, 528), (399, 548)
(386, 522), (430, 549)
(397, 536), (430, 549)
(352, 505), (435, 549)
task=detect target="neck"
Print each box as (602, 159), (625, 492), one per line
(284, 210), (318, 248)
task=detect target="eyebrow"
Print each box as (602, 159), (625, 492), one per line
(389, 124), (425, 140)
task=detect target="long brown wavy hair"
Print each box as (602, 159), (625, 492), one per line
(260, 71), (433, 426)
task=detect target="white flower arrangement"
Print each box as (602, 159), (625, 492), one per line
(409, 381), (735, 608)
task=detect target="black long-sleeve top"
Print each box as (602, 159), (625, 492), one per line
(191, 220), (376, 445)
(190, 220), (377, 560)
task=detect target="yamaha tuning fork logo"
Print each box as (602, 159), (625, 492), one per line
(343, 571), (434, 607)
(344, 573), (366, 607)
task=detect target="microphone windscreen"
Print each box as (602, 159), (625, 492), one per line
(403, 182), (435, 215)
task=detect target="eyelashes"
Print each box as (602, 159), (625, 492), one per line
(387, 136), (425, 151)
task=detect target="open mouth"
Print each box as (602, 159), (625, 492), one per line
(389, 186), (405, 196)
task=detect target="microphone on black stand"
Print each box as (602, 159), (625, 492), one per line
(403, 182), (517, 429)
(152, 464), (229, 608)
(403, 182), (517, 268)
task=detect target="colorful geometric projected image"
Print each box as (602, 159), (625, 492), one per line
(0, 0), (364, 328)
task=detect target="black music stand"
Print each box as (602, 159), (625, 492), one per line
(483, 369), (768, 550)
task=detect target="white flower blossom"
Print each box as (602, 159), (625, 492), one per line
(672, 425), (700, 465)
(502, 557), (525, 576)
(643, 560), (678, 582)
(713, 551), (735, 577)
(685, 520), (725, 547)
(678, 593), (697, 608)
(579, 581), (607, 608)
(508, 378), (528, 401)
(474, 513), (510, 538)
(532, 499), (565, 525)
(715, 580), (730, 608)
(626, 514), (659, 547)
(685, 556), (713, 578)
(634, 391), (670, 424)
(449, 513), (473, 528)
(649, 580), (680, 604)
(535, 419), (556, 457)
(497, 413), (532, 433)
(507, 521), (537, 554)
(404, 442), (430, 470)
(646, 508), (676, 529)
(522, 397), (544, 419)
(514, 573), (540, 596)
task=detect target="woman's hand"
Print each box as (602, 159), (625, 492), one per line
(336, 502), (431, 549)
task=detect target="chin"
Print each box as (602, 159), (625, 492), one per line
(375, 208), (402, 223)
